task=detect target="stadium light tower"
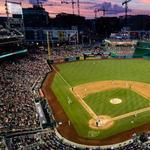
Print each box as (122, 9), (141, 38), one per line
(122, 0), (132, 27)
(47, 31), (51, 60)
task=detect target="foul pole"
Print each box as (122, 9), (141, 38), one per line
(47, 31), (51, 60)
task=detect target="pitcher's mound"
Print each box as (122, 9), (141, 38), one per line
(110, 98), (122, 104)
(89, 115), (114, 130)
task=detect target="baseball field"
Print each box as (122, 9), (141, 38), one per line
(49, 59), (150, 141)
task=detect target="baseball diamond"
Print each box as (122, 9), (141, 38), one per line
(43, 59), (150, 145)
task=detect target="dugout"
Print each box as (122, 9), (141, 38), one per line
(64, 56), (80, 62)
(35, 98), (56, 129)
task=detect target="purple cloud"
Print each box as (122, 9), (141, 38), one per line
(29, 0), (48, 5)
(88, 2), (132, 14)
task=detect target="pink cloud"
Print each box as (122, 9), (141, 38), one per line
(140, 0), (150, 3)
(0, 0), (150, 18)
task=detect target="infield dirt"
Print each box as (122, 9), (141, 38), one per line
(72, 80), (150, 129)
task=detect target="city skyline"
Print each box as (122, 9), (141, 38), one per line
(0, 0), (150, 18)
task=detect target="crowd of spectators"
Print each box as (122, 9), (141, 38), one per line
(6, 131), (150, 150)
(0, 52), (50, 133)
(107, 45), (135, 57)
(106, 38), (135, 42)
(50, 45), (106, 61)
(116, 132), (150, 150)
(0, 26), (12, 38)
(0, 26), (24, 40)
(51, 49), (82, 61)
(7, 131), (78, 150)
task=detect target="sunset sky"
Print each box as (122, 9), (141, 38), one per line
(0, 0), (150, 18)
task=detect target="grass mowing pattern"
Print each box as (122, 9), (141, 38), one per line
(84, 88), (150, 117)
(51, 60), (150, 139)
(57, 60), (150, 86)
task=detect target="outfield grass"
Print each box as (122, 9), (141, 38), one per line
(52, 60), (150, 139)
(57, 59), (150, 86)
(84, 88), (150, 117)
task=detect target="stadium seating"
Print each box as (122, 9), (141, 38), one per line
(133, 41), (150, 58)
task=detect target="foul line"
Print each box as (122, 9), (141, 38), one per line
(113, 106), (150, 121)
(70, 89), (97, 120)
(51, 65), (72, 89)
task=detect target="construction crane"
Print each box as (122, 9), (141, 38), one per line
(77, 0), (80, 16)
(122, 0), (132, 26)
(61, 0), (76, 15)
(61, 0), (80, 16)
